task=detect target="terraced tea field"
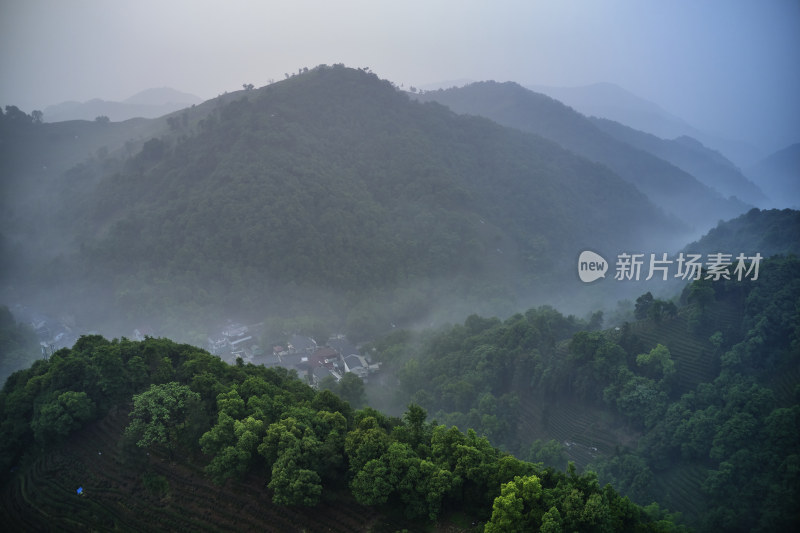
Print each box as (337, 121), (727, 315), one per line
(1, 409), (473, 532)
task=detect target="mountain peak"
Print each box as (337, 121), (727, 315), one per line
(123, 87), (202, 106)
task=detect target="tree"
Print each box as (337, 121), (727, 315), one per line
(31, 391), (95, 444)
(688, 279), (715, 311)
(485, 475), (543, 532)
(540, 506), (563, 533)
(527, 439), (567, 470)
(30, 110), (43, 124)
(635, 292), (654, 320)
(636, 344), (676, 384)
(268, 448), (323, 506)
(338, 373), (366, 407)
(125, 382), (200, 459)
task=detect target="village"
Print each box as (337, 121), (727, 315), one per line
(206, 321), (381, 388)
(7, 304), (380, 390)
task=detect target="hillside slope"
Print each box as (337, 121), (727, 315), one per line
(370, 255), (800, 531)
(417, 82), (751, 234)
(747, 143), (800, 209)
(590, 117), (766, 205)
(8, 65), (681, 337)
(684, 208), (800, 258)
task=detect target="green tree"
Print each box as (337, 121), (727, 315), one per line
(485, 474), (543, 532)
(337, 372), (366, 407)
(268, 448), (323, 506)
(635, 292), (654, 320)
(125, 382), (200, 459)
(540, 506), (563, 533)
(31, 390), (95, 444)
(527, 439), (567, 470)
(636, 344), (676, 385)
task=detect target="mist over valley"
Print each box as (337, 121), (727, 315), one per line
(1, 2), (798, 530)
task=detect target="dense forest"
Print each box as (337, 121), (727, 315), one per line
(2, 256), (797, 530)
(683, 208), (800, 258)
(0, 334), (684, 531)
(2, 65), (681, 341)
(2, 65), (798, 531)
(416, 81), (753, 231)
(588, 118), (766, 205)
(365, 255), (800, 531)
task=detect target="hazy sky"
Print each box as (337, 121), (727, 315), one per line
(1, 0), (798, 152)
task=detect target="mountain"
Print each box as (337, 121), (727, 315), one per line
(4, 65), (683, 338)
(529, 82), (691, 140)
(747, 143), (800, 209)
(42, 87), (202, 122)
(372, 255), (800, 530)
(123, 87), (203, 107)
(528, 82), (763, 168)
(0, 334), (684, 531)
(590, 117), (767, 205)
(0, 106), (167, 272)
(683, 208), (800, 258)
(417, 81), (752, 235)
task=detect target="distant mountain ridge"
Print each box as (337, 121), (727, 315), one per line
(747, 143), (800, 209)
(417, 81), (751, 235)
(684, 208), (800, 258)
(589, 117), (767, 205)
(5, 65), (683, 336)
(528, 82), (763, 167)
(528, 82), (688, 137)
(42, 87), (202, 122)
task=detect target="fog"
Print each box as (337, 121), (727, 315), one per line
(2, 6), (800, 529)
(1, 0), (798, 153)
(1, 2), (798, 370)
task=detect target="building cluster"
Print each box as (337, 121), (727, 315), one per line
(207, 323), (380, 387)
(11, 305), (81, 359)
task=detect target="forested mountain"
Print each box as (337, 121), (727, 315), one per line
(0, 105), (164, 263)
(2, 259), (795, 531)
(526, 82), (763, 169)
(590, 118), (766, 205)
(684, 208), (800, 258)
(527, 82), (696, 142)
(747, 143), (800, 209)
(416, 82), (752, 232)
(0, 335), (685, 531)
(367, 255), (800, 531)
(2, 65), (681, 339)
(42, 87), (203, 122)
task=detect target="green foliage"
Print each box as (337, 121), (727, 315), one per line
(10, 66), (686, 339)
(125, 382), (201, 451)
(635, 292), (678, 323)
(323, 372), (366, 408)
(684, 208), (800, 260)
(31, 390), (95, 445)
(366, 256), (800, 531)
(0, 333), (682, 530)
(269, 450), (323, 506)
(485, 475), (543, 532)
(636, 344), (676, 385)
(527, 439), (568, 471)
(382, 307), (588, 451)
